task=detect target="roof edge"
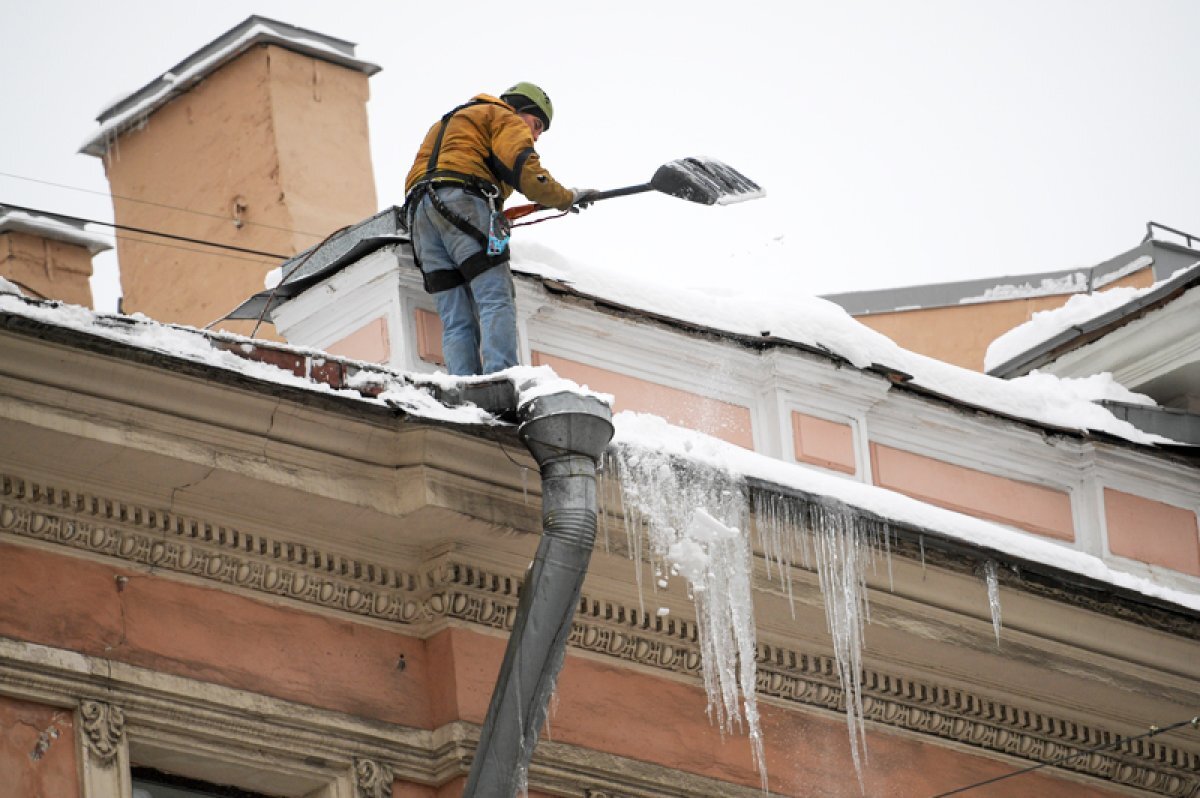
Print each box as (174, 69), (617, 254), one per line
(987, 264), (1200, 379)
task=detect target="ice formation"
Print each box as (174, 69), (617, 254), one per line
(983, 559), (1003, 647)
(606, 444), (766, 788)
(607, 442), (900, 790)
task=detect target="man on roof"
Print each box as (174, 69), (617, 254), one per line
(404, 82), (596, 376)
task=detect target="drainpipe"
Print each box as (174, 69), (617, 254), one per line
(463, 388), (614, 797)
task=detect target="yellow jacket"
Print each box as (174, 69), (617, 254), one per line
(404, 94), (575, 211)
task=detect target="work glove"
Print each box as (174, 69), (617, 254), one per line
(570, 188), (600, 212)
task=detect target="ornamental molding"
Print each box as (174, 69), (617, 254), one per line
(79, 699), (125, 765)
(2, 472), (1197, 796)
(354, 758), (395, 798)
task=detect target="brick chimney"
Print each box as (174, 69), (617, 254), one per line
(81, 16), (380, 336)
(0, 208), (111, 308)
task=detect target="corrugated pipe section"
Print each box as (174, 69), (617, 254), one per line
(463, 389), (614, 797)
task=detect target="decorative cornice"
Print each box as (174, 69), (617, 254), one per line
(2, 471), (1197, 796)
(79, 699), (125, 766)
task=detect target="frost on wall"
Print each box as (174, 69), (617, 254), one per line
(606, 443), (902, 790)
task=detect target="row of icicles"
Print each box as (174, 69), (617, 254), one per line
(600, 443), (1005, 793)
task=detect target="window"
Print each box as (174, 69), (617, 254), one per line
(131, 767), (281, 798)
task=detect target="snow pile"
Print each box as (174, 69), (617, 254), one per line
(985, 262), (1200, 372)
(0, 277), (24, 297)
(958, 271), (1088, 304)
(1008, 371), (1157, 407)
(511, 248), (1175, 446)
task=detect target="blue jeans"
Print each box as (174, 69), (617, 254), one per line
(409, 187), (519, 376)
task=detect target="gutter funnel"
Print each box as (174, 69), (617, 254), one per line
(463, 390), (614, 797)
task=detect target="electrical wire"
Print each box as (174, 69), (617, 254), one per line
(94, 230), (279, 266)
(0, 169), (325, 239)
(930, 715), (1200, 797)
(1, 202), (290, 259)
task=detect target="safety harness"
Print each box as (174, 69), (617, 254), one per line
(406, 100), (518, 294)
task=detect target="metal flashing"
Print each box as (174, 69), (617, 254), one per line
(82, 15), (381, 157)
(987, 266), (1200, 378)
(226, 206), (408, 322)
(823, 238), (1199, 316)
(1100, 400), (1200, 446)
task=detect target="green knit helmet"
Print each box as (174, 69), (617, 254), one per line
(501, 82), (554, 131)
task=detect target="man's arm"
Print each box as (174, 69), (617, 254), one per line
(490, 113), (576, 211)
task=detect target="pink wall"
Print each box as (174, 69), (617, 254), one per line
(870, 444), (1075, 540)
(0, 695), (79, 797)
(414, 308), (445, 366)
(1104, 488), (1200, 576)
(532, 352), (754, 449)
(792, 412), (856, 474)
(326, 316), (390, 363)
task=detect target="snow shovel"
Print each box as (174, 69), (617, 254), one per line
(505, 155), (764, 223)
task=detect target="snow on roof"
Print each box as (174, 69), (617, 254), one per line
(507, 245), (1180, 446)
(985, 261), (1200, 374)
(0, 209), (112, 254)
(613, 411), (1200, 613)
(80, 16), (380, 157)
(957, 270), (1088, 304)
(0, 292), (1195, 613)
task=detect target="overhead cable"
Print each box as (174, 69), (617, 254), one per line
(0, 202), (289, 260)
(0, 170), (324, 238)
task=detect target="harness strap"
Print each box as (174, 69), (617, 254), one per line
(409, 182), (510, 295)
(407, 99), (516, 294)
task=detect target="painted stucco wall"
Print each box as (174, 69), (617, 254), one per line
(0, 694), (79, 798)
(0, 542), (1137, 798)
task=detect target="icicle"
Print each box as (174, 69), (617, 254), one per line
(983, 559), (1003, 646)
(809, 504), (871, 786)
(611, 444), (766, 790)
(752, 491), (893, 791)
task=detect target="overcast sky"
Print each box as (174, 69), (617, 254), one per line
(4, 0), (1200, 313)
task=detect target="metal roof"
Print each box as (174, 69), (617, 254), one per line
(823, 238), (1200, 316)
(986, 265), (1200, 379)
(226, 206), (408, 322)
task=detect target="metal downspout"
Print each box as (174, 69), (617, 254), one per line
(463, 389), (614, 797)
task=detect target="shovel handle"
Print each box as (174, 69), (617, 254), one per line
(503, 183), (656, 221)
(588, 183), (654, 202)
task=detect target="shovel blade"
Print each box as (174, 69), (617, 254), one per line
(650, 156), (765, 206)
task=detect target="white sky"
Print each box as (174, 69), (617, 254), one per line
(4, 0), (1200, 313)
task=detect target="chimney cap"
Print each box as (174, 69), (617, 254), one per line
(81, 15), (382, 158)
(0, 208), (112, 254)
